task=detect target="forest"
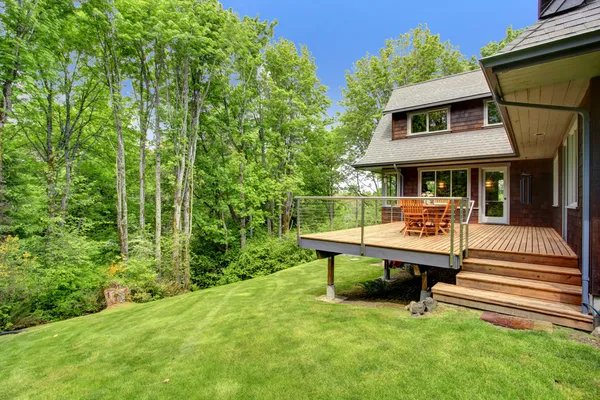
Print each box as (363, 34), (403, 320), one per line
(0, 0), (521, 331)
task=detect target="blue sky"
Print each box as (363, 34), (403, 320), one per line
(220, 0), (538, 115)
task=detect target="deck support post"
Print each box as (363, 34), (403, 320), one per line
(383, 260), (391, 281)
(420, 269), (430, 301)
(326, 256), (336, 300)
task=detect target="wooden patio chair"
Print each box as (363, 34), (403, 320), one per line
(398, 199), (428, 238)
(424, 200), (451, 236)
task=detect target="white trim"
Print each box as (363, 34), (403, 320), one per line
(480, 165), (510, 224)
(564, 118), (578, 209)
(483, 100), (503, 127)
(407, 106), (451, 136)
(382, 171), (401, 206)
(417, 166), (471, 199)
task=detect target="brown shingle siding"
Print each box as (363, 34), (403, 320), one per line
(390, 98), (488, 140)
(509, 159), (554, 227)
(451, 99), (485, 133)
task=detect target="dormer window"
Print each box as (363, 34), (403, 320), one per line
(407, 107), (449, 135)
(484, 100), (502, 126)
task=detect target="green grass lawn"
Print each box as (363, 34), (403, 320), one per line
(1, 257), (599, 399)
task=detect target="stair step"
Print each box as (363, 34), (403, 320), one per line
(463, 258), (581, 285)
(432, 283), (593, 331)
(457, 271), (581, 305)
(469, 249), (578, 268)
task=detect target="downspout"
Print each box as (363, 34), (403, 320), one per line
(494, 94), (591, 315)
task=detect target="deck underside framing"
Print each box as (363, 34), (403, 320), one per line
(299, 222), (577, 269)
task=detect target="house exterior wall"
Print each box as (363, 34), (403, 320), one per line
(381, 160), (554, 227)
(391, 98), (488, 139)
(588, 77), (600, 296)
(509, 159), (554, 227)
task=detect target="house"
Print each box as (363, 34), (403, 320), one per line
(297, 0), (600, 331)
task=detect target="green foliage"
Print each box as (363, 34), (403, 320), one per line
(339, 24), (477, 159)
(480, 26), (526, 58)
(218, 235), (314, 284)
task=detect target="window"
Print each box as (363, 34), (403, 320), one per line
(408, 107), (449, 135)
(383, 172), (401, 206)
(484, 101), (502, 126)
(552, 153), (559, 206)
(420, 168), (468, 198)
(564, 122), (578, 208)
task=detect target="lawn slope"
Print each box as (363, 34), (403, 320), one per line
(1, 257), (599, 399)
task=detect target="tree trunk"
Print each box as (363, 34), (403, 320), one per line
(154, 48), (162, 270)
(239, 159), (246, 248)
(0, 81), (12, 233)
(139, 105), (147, 238)
(105, 44), (128, 259)
(172, 56), (189, 278)
(45, 85), (57, 224)
(282, 191), (293, 234)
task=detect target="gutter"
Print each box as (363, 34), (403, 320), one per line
(480, 29), (600, 72)
(494, 95), (591, 315)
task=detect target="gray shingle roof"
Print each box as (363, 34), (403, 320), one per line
(354, 114), (514, 168)
(384, 70), (490, 113)
(499, 0), (600, 54)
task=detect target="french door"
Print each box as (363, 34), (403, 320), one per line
(481, 166), (509, 224)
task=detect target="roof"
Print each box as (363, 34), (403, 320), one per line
(354, 114), (514, 168)
(499, 0), (600, 54)
(383, 70), (490, 113)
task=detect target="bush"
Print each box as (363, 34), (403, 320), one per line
(0, 236), (40, 331)
(218, 234), (314, 284)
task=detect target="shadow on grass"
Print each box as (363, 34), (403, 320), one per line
(338, 266), (460, 307)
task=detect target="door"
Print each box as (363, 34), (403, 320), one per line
(481, 167), (508, 224)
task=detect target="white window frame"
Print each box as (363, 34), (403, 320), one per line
(382, 171), (402, 206)
(407, 106), (451, 136)
(484, 100), (503, 127)
(563, 118), (578, 209)
(417, 167), (470, 199)
(552, 153), (559, 207)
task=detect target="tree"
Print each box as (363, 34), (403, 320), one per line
(84, 0), (130, 259)
(337, 24), (476, 193)
(480, 26), (525, 58)
(0, 0), (40, 234)
(260, 39), (330, 235)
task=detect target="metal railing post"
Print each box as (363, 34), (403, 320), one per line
(465, 216), (470, 259)
(450, 199), (455, 268)
(296, 199), (301, 240)
(329, 201), (333, 232)
(360, 199), (365, 256)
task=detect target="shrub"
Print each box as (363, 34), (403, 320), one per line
(218, 234), (315, 284)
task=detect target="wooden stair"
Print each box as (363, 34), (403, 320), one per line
(432, 253), (593, 331)
(463, 258), (582, 285)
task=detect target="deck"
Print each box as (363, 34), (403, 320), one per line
(298, 222), (576, 268)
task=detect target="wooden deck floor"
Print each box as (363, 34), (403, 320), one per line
(300, 223), (576, 258)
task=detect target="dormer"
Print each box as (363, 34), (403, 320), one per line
(386, 70), (502, 140)
(354, 69), (515, 169)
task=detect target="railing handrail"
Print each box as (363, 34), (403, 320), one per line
(295, 195), (469, 201)
(297, 195), (472, 268)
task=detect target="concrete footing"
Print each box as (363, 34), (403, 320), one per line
(326, 284), (336, 300)
(420, 290), (432, 301)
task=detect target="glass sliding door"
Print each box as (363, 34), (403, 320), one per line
(481, 167), (509, 224)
